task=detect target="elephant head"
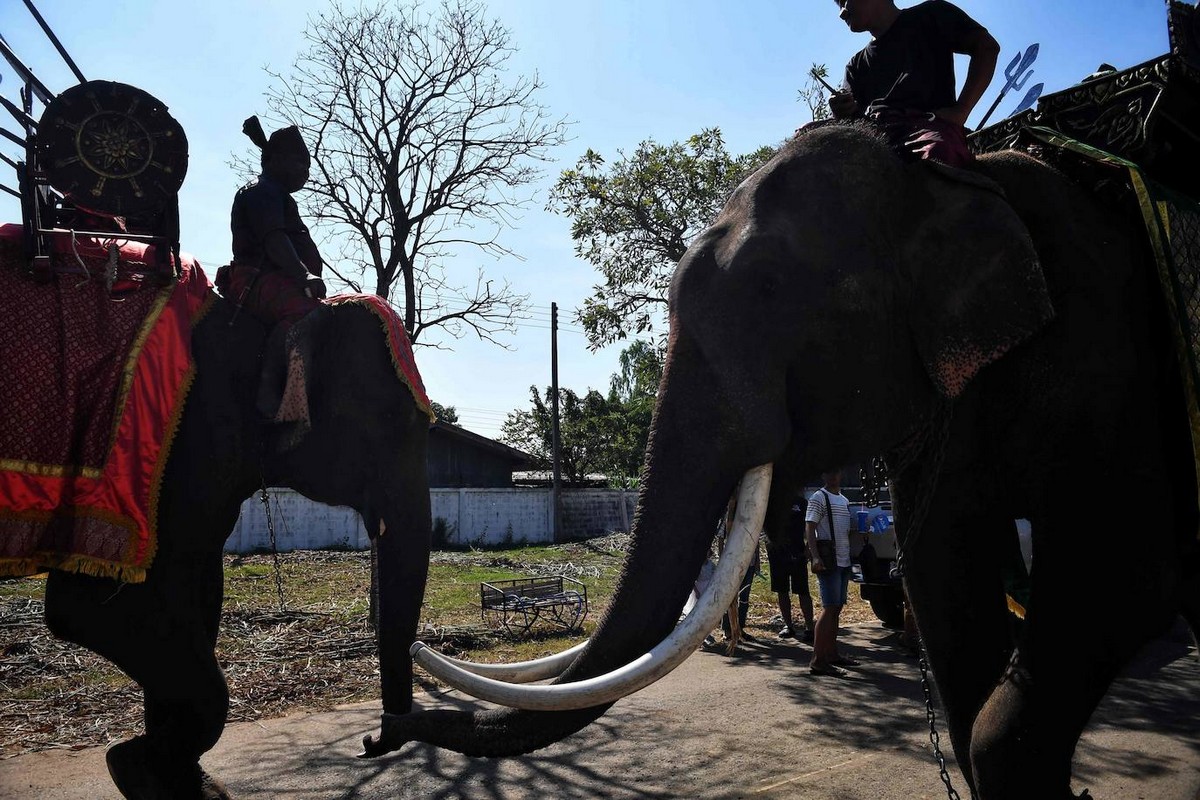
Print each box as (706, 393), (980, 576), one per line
(364, 122), (1054, 759)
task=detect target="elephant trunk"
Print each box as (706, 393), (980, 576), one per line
(364, 331), (760, 757)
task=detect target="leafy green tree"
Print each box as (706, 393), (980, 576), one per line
(430, 402), (459, 425)
(549, 128), (776, 349)
(604, 340), (663, 484)
(500, 342), (664, 488)
(609, 339), (664, 403)
(501, 387), (621, 486)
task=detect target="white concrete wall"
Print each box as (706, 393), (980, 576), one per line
(224, 490), (371, 553)
(224, 487), (638, 553)
(430, 488), (553, 546)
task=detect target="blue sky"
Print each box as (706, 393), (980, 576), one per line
(0, 0), (1171, 438)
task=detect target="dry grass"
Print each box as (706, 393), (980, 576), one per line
(0, 536), (875, 758)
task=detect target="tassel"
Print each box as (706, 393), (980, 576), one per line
(242, 116), (269, 150)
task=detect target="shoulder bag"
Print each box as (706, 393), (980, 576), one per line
(811, 489), (837, 572)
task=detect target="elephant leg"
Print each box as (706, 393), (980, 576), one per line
(904, 509), (1014, 798)
(969, 508), (1180, 799)
(376, 434), (432, 716)
(45, 552), (230, 800)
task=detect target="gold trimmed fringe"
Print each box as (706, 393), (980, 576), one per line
(142, 362), (198, 570)
(0, 459), (102, 479)
(0, 558), (42, 578)
(0, 554), (146, 583)
(107, 283), (176, 455)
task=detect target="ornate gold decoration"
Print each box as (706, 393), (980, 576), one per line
(37, 80), (187, 217)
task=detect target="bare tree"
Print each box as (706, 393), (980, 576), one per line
(261, 0), (569, 345)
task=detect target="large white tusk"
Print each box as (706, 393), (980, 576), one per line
(423, 639), (590, 683)
(410, 463), (773, 711)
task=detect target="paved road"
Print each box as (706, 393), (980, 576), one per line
(3, 622), (1197, 799)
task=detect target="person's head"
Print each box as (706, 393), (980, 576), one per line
(821, 468), (843, 490)
(834, 0), (899, 35)
(262, 128), (311, 193)
(243, 116), (311, 193)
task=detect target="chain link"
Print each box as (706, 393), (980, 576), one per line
(259, 485), (287, 612)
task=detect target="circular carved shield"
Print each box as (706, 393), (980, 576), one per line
(37, 80), (188, 217)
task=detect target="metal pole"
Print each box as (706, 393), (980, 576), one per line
(551, 302), (562, 542)
(21, 0), (86, 84)
(0, 36), (54, 104)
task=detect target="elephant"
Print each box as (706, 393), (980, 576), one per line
(38, 289), (432, 799)
(364, 122), (1200, 799)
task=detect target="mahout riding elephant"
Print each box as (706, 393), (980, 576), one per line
(364, 123), (1200, 798)
(42, 295), (432, 799)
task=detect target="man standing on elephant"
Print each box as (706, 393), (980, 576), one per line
(805, 469), (858, 677)
(828, 0), (999, 167)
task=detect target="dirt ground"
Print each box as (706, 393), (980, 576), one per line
(2, 620), (1197, 800)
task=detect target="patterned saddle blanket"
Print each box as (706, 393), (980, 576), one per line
(0, 223), (211, 582)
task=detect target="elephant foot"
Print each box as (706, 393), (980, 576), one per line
(358, 712), (409, 758)
(106, 736), (232, 800)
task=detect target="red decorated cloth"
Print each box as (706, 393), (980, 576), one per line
(325, 294), (434, 421)
(0, 224), (212, 582)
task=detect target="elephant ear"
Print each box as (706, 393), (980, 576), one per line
(900, 161), (1055, 398)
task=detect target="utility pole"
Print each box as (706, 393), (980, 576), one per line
(550, 302), (562, 542)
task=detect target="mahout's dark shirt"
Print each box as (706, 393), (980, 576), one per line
(230, 175), (321, 281)
(843, 0), (984, 115)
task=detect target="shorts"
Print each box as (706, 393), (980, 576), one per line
(869, 108), (974, 168)
(217, 264), (321, 327)
(817, 565), (853, 608)
(766, 544), (809, 595)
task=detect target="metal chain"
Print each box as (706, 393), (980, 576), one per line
(884, 399), (972, 800)
(859, 456), (887, 508)
(914, 639), (965, 800)
(258, 484), (287, 612)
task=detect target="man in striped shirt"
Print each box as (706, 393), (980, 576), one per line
(805, 469), (859, 677)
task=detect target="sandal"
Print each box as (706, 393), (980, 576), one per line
(809, 662), (849, 678)
(831, 656), (860, 667)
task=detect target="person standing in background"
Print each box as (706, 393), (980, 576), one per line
(806, 468), (858, 677)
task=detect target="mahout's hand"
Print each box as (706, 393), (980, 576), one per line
(932, 105), (969, 128)
(829, 92), (859, 119)
(305, 276), (327, 300)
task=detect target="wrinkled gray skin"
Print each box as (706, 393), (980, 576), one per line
(375, 124), (1200, 799)
(42, 300), (431, 799)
